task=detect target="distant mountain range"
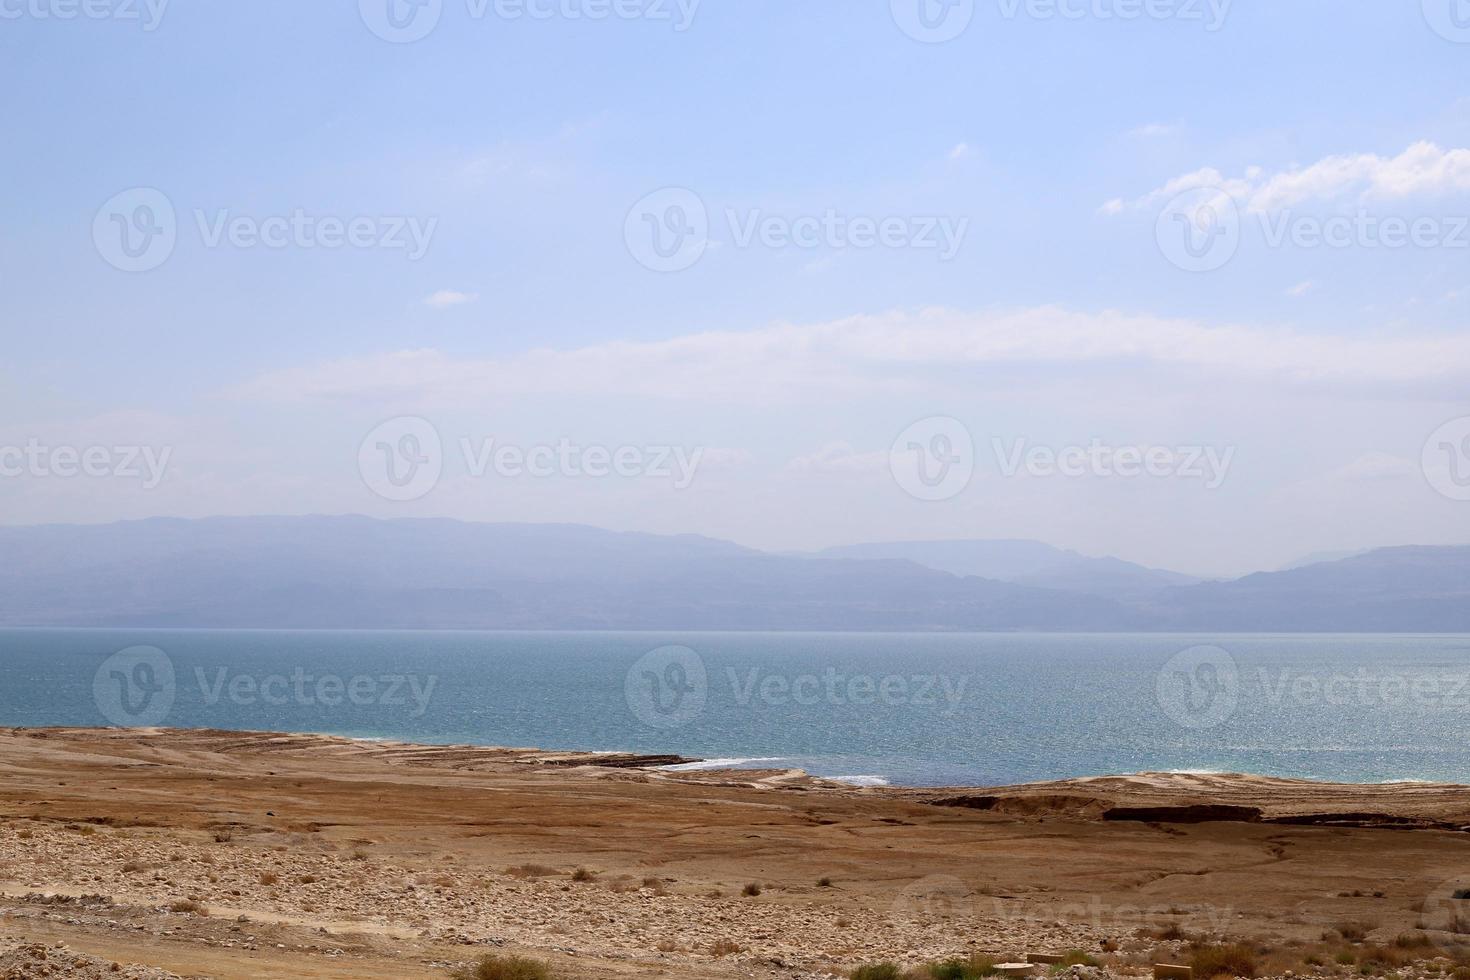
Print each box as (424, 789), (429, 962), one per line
(0, 517), (1465, 632)
(814, 539), (1200, 602)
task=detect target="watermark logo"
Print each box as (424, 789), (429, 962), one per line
(0, 440), (172, 489)
(1259, 210), (1470, 251)
(1423, 0), (1470, 43)
(891, 0), (974, 43)
(360, 0), (699, 42)
(894, 874), (972, 919)
(0, 0), (169, 30)
(93, 189), (438, 272)
(93, 188), (177, 273)
(359, 416), (444, 502)
(624, 188), (970, 272)
(1420, 877), (1470, 953)
(1423, 416), (1470, 502)
(994, 437), (1234, 488)
(1156, 645), (1239, 729)
(196, 667), (437, 717)
(1156, 186), (1240, 272)
(625, 645), (708, 729)
(358, 418), (708, 502)
(728, 668), (968, 715)
(93, 646), (176, 728)
(889, 416), (975, 502)
(360, 0), (443, 42)
(625, 187), (709, 273)
(997, 0), (1231, 29)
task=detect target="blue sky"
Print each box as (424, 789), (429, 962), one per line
(4, 0), (1470, 576)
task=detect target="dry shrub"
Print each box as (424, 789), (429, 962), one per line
(848, 965), (902, 980)
(708, 938), (744, 957)
(1190, 944), (1258, 979)
(449, 954), (555, 980)
(505, 864), (558, 879)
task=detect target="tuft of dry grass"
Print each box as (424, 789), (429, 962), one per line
(1190, 944), (1257, 979)
(1335, 921), (1376, 942)
(708, 938), (745, 957)
(505, 863), (558, 879)
(848, 965), (902, 980)
(449, 954), (556, 980)
(742, 882), (762, 897)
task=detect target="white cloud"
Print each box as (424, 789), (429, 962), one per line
(424, 290), (479, 309)
(237, 306), (1470, 407)
(1287, 280), (1316, 297)
(1118, 141), (1470, 215)
(1098, 198), (1125, 216)
(1128, 122), (1176, 138)
(948, 142), (972, 160)
(787, 442), (888, 474)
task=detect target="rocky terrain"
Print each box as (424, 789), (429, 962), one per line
(1, 728), (1469, 979)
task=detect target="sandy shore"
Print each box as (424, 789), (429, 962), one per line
(2, 727), (1470, 979)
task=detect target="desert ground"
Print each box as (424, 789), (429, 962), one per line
(2, 728), (1469, 979)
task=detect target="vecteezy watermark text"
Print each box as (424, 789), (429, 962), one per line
(0, 439), (171, 489)
(889, 416), (1237, 502)
(92, 646), (438, 728)
(196, 667), (437, 718)
(0, 0), (168, 30)
(624, 187), (969, 273)
(359, 416), (706, 502)
(1155, 643), (1470, 730)
(624, 645), (972, 729)
(359, 0), (701, 43)
(93, 188), (438, 273)
(890, 0), (1230, 43)
(994, 437), (1234, 489)
(1155, 186), (1470, 272)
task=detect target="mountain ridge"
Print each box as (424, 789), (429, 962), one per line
(0, 516), (1465, 632)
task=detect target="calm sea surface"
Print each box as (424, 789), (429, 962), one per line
(2, 629), (1468, 788)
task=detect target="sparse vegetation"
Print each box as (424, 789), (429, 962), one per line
(708, 938), (745, 957)
(505, 863), (558, 878)
(742, 881), (762, 897)
(570, 866), (596, 883)
(449, 954), (556, 980)
(1190, 943), (1258, 979)
(928, 953), (1002, 978)
(849, 964), (903, 980)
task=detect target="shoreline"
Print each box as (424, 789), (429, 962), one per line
(12, 725), (1470, 827)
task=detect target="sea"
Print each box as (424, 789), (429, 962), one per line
(2, 629), (1468, 788)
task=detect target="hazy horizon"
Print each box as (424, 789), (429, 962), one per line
(7, 2), (1470, 579)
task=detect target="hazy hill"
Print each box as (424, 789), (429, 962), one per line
(1150, 546), (1470, 631)
(0, 516), (1137, 631)
(0, 518), (1463, 632)
(815, 539), (1200, 601)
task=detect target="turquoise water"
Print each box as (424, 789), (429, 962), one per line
(2, 629), (1469, 788)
